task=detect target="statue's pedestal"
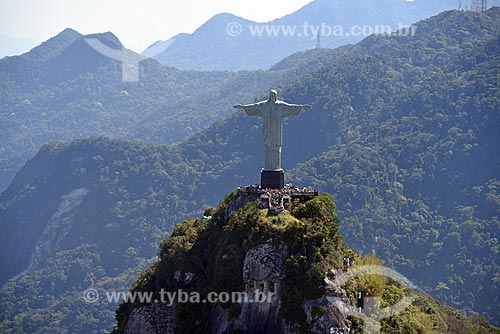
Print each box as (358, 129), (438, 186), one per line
(261, 169), (284, 189)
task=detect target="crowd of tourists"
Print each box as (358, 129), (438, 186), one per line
(238, 183), (319, 212)
(238, 183), (317, 195)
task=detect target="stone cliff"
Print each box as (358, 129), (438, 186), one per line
(122, 237), (351, 334)
(112, 189), (499, 334)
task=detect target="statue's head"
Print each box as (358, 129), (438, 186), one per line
(269, 90), (278, 102)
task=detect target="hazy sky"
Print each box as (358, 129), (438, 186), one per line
(0, 0), (313, 52)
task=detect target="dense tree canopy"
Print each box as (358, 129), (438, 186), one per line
(0, 8), (499, 333)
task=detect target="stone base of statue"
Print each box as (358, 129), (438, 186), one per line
(261, 169), (285, 189)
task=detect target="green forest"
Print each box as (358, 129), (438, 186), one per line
(113, 192), (499, 333)
(0, 7), (499, 333)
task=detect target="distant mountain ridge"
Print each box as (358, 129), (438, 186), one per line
(23, 28), (82, 62)
(143, 0), (500, 71)
(0, 8), (499, 333)
(0, 27), (305, 192)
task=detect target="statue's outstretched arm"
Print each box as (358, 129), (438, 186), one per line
(233, 102), (265, 116)
(280, 102), (312, 117)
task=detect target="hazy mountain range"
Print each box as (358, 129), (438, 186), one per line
(0, 27), (275, 192)
(142, 0), (500, 70)
(2, 0), (500, 193)
(0, 7), (499, 333)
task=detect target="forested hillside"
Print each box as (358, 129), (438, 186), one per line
(0, 26), (358, 192)
(0, 8), (499, 333)
(0, 28), (233, 191)
(0, 31), (253, 191)
(113, 193), (499, 334)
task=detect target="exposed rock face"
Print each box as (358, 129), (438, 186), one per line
(209, 240), (351, 334)
(123, 239), (352, 334)
(1, 188), (89, 289)
(303, 295), (351, 333)
(295, 269), (352, 334)
(124, 304), (175, 334)
(208, 239), (287, 334)
(33, 188), (89, 267)
(243, 238), (285, 282)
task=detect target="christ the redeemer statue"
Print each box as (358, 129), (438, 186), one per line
(234, 90), (311, 189)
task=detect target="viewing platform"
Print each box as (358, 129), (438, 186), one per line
(237, 184), (319, 214)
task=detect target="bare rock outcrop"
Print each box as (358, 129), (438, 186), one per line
(124, 304), (175, 334)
